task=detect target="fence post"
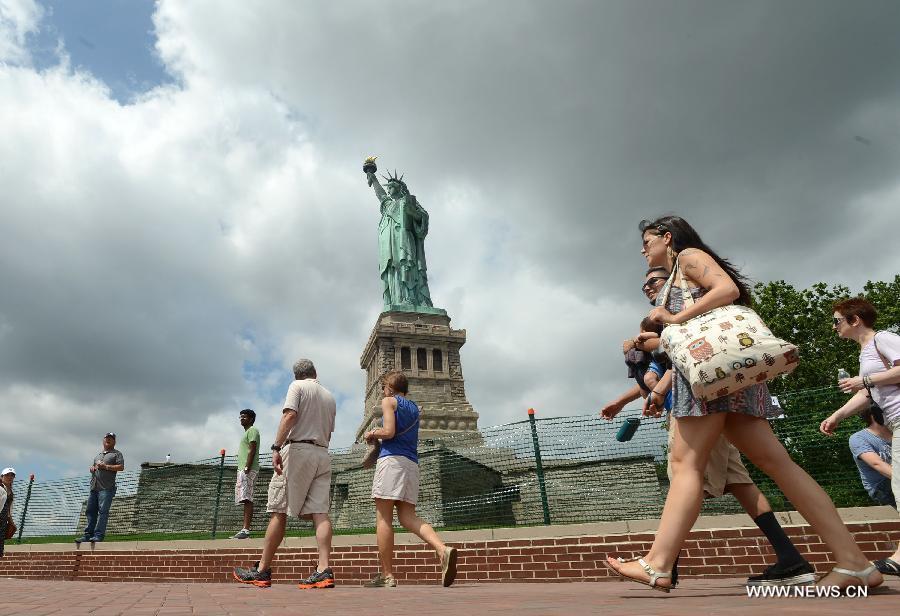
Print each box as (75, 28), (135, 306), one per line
(527, 409), (551, 525)
(16, 474), (35, 544)
(211, 449), (226, 539)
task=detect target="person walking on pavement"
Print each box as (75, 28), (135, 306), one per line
(363, 370), (458, 588)
(232, 359), (337, 589)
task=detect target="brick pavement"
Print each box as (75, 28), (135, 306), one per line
(1, 577), (899, 616)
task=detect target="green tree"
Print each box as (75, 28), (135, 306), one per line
(744, 275), (900, 509)
(751, 275), (900, 394)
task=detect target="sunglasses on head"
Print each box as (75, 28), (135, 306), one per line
(638, 220), (667, 233)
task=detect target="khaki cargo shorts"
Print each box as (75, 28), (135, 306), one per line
(666, 419), (753, 498)
(371, 455), (420, 505)
(266, 443), (331, 516)
(888, 416), (900, 511)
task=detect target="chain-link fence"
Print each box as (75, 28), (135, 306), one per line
(6, 386), (883, 543)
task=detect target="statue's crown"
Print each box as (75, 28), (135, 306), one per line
(382, 169), (404, 183)
(381, 170), (408, 192)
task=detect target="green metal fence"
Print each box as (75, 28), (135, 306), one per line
(6, 385), (887, 542)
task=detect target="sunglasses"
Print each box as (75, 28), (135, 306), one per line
(638, 220), (668, 234)
(832, 317), (847, 326)
(642, 277), (668, 293)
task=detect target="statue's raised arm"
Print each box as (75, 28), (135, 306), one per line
(364, 156), (387, 202)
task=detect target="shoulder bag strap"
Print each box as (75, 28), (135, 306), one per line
(674, 255), (695, 308)
(658, 256), (695, 310)
(863, 333), (892, 404)
(658, 258), (677, 308)
(872, 332), (891, 370)
(392, 397), (420, 438)
(396, 416), (420, 438)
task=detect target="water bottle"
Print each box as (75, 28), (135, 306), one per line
(837, 368), (851, 382)
(616, 418), (641, 442)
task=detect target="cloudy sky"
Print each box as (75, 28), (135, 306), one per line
(2, 0), (899, 480)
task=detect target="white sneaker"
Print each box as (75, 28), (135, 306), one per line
(231, 529), (251, 539)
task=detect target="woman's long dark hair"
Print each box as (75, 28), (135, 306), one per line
(639, 215), (752, 305)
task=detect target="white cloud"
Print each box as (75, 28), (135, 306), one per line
(0, 0), (42, 63)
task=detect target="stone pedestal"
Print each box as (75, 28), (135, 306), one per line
(355, 310), (480, 443)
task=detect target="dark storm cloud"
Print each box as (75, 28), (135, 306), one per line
(170, 0), (900, 288)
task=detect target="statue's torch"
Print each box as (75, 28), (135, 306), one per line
(363, 156), (378, 174)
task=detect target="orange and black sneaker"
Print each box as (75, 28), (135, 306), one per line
(233, 563), (272, 588)
(297, 568), (335, 589)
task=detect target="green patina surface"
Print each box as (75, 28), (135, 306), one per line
(365, 160), (445, 315)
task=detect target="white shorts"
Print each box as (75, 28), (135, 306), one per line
(235, 469), (258, 504)
(371, 455), (420, 504)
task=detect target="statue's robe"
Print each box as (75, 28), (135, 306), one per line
(378, 194), (433, 308)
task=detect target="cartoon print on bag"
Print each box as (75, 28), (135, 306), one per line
(735, 373), (745, 383)
(716, 387), (730, 398)
(755, 371), (769, 382)
(737, 332), (754, 348)
(714, 367), (726, 380)
(719, 321), (733, 330)
(732, 358), (757, 370)
(783, 349), (799, 364)
(688, 336), (715, 363)
(698, 369), (711, 383)
(763, 353), (775, 367)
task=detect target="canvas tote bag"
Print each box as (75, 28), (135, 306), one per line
(658, 259), (800, 401)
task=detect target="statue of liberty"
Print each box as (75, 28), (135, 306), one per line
(364, 157), (441, 313)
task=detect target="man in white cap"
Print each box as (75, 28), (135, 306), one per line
(1, 467), (15, 557)
(77, 433), (124, 544)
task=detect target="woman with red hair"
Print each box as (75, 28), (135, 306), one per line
(821, 297), (900, 577)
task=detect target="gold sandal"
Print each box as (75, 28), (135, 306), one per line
(606, 557), (673, 593)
